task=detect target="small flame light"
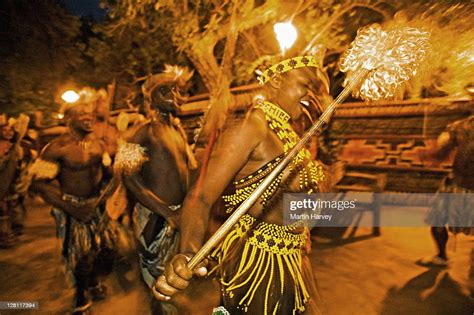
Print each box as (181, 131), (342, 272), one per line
(274, 22), (298, 53)
(61, 90), (80, 103)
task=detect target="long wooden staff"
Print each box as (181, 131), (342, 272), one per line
(93, 79), (117, 209)
(104, 79), (116, 138)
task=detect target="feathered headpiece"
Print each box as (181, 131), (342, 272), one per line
(142, 64), (194, 99)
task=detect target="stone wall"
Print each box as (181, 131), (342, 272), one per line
(328, 98), (472, 192)
(178, 94), (473, 193)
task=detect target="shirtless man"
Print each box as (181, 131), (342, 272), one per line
(154, 56), (328, 314)
(30, 100), (114, 314)
(119, 66), (204, 314)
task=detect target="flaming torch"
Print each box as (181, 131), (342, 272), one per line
(158, 24), (431, 274)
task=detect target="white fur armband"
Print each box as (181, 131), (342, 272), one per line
(437, 131), (451, 148)
(29, 158), (59, 180)
(114, 143), (148, 175)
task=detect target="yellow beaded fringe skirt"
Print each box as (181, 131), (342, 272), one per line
(211, 214), (311, 315)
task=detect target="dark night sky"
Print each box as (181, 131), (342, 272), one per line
(63, 0), (106, 21)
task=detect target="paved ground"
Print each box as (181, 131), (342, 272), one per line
(0, 197), (473, 314)
(312, 227), (473, 315)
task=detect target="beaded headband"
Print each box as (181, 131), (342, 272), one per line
(257, 55), (319, 84)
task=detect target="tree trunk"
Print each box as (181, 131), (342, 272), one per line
(186, 40), (236, 135)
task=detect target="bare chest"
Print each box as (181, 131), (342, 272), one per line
(59, 142), (104, 169)
(239, 131), (284, 177)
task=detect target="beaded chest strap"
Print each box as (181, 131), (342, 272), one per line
(256, 101), (324, 191)
(222, 101), (324, 213)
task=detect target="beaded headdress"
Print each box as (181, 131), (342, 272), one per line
(257, 55), (319, 85)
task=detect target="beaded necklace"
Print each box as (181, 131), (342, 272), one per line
(255, 100), (324, 192)
(222, 101), (324, 213)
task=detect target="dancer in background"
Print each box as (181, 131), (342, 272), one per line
(419, 114), (474, 267)
(119, 66), (213, 314)
(0, 114), (29, 247)
(30, 99), (115, 315)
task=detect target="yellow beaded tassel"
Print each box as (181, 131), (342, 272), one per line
(211, 215), (309, 314)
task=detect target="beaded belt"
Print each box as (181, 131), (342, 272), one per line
(233, 214), (306, 255)
(62, 193), (88, 206)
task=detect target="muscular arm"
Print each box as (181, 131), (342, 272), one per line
(123, 174), (179, 220)
(179, 110), (268, 254)
(121, 125), (179, 221)
(31, 179), (76, 214)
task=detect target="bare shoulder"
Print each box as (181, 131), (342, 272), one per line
(221, 107), (267, 141)
(126, 123), (151, 146)
(245, 107), (268, 133)
(40, 135), (69, 161)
